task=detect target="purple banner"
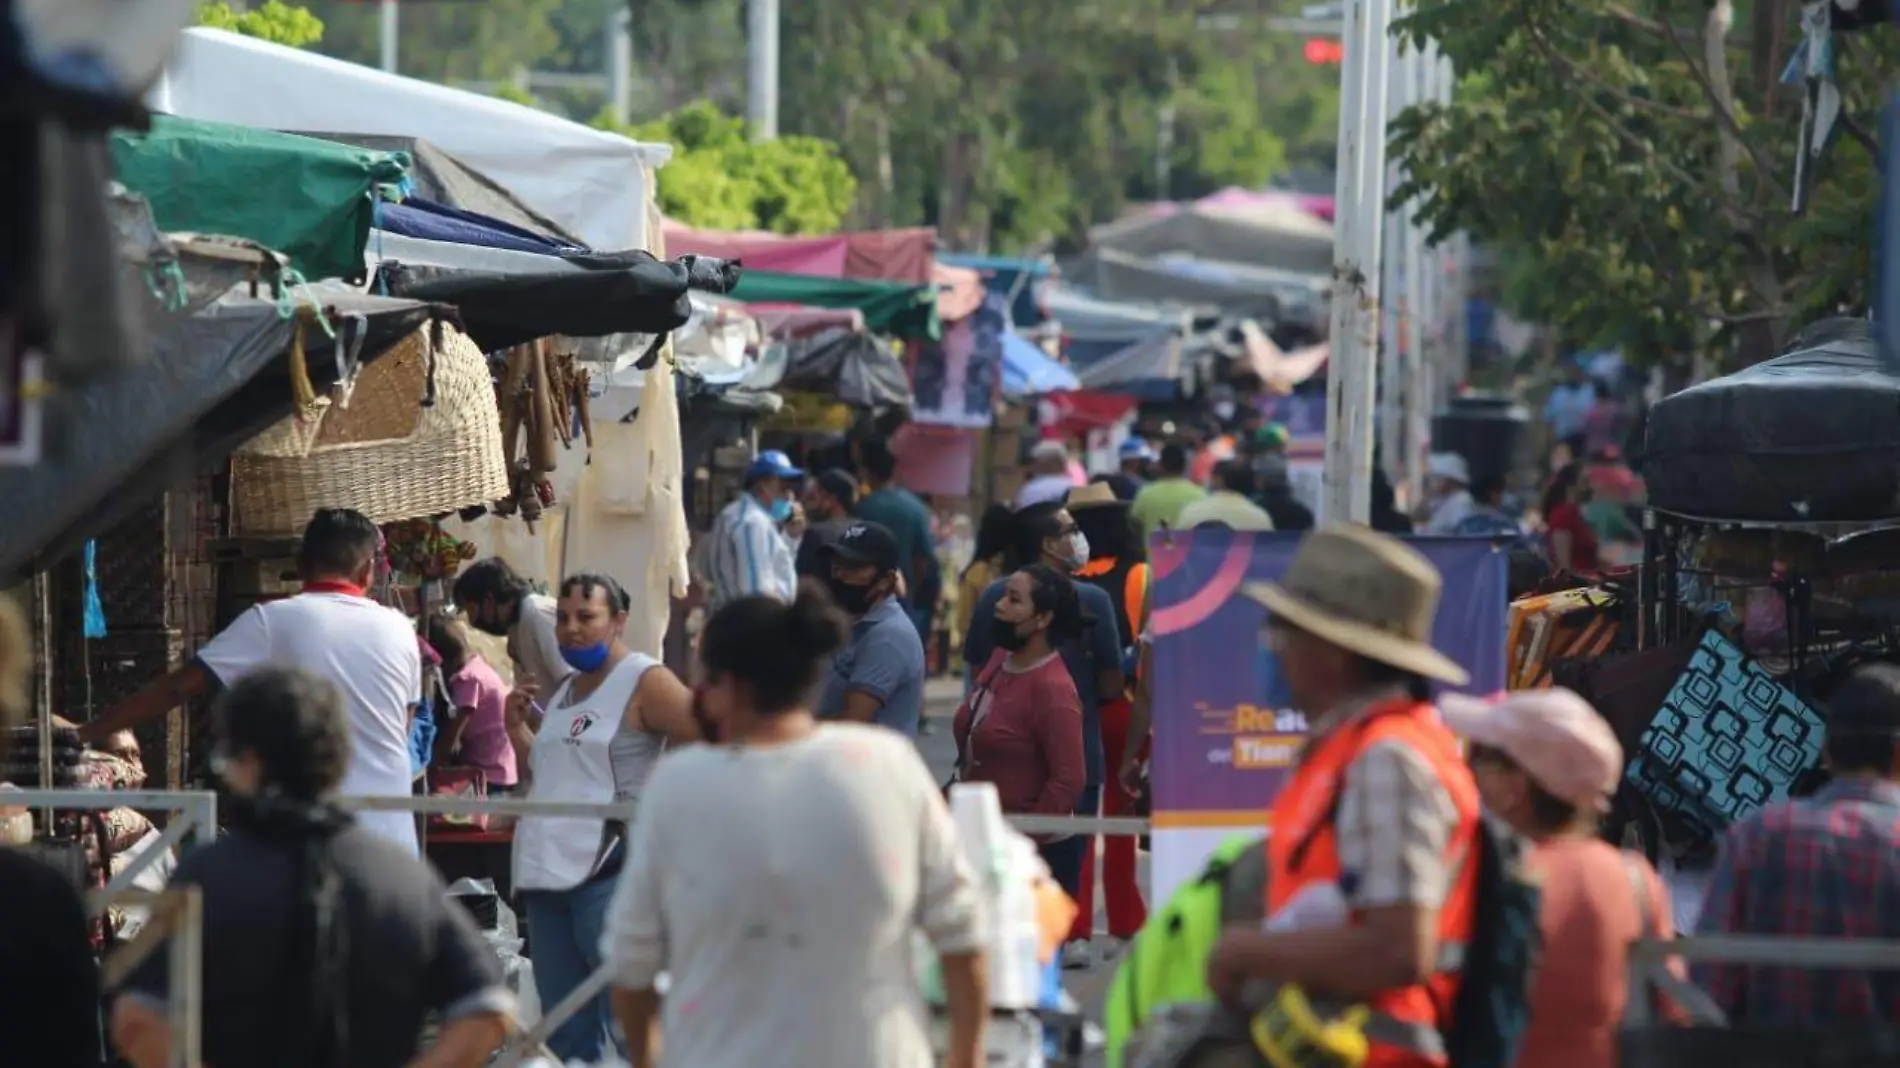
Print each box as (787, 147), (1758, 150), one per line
(1148, 529), (1508, 817)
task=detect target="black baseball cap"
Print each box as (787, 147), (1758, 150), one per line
(832, 521), (901, 573)
(813, 468), (859, 507)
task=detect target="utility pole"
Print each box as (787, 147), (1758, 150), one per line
(605, 3), (633, 126)
(1400, 40), (1433, 509)
(379, 0), (399, 74)
(1378, 29), (1410, 498)
(745, 0), (780, 140)
(1322, 0), (1394, 525)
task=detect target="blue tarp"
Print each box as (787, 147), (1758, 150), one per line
(940, 252), (1053, 327)
(378, 197), (581, 256)
(1001, 332), (1078, 397)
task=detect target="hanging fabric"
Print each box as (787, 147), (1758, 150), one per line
(82, 540), (107, 639)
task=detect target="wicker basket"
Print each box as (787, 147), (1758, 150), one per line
(230, 323), (509, 535)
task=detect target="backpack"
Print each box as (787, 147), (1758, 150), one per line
(1104, 834), (1269, 1068)
(1441, 809), (1543, 1068)
(1282, 712), (1544, 1068)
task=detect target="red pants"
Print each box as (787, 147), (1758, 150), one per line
(1070, 697), (1148, 940)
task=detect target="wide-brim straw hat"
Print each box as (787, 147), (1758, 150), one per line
(1243, 523), (1470, 685)
(1065, 481), (1129, 511)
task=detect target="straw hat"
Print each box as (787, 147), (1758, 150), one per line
(1065, 482), (1127, 511)
(1243, 523), (1469, 685)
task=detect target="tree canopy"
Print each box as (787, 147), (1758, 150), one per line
(194, 0), (324, 46)
(1389, 0), (1883, 367)
(597, 101), (859, 234)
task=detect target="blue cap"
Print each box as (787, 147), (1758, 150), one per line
(1119, 437), (1156, 461)
(746, 449), (804, 482)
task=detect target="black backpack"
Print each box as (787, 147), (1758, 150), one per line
(1443, 809), (1542, 1068)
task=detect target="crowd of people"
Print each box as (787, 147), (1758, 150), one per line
(7, 363), (1900, 1068)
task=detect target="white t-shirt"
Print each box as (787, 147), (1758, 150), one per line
(195, 591), (423, 855)
(1013, 473), (1077, 510)
(507, 592), (573, 698)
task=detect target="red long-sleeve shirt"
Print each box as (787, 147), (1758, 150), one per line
(953, 649), (1085, 821)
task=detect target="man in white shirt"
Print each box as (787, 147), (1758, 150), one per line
(452, 557), (572, 699)
(84, 509), (425, 854)
(705, 449), (800, 611)
(1014, 439), (1080, 509)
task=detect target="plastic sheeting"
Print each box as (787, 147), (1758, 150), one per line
(731, 271), (941, 340)
(747, 327), (913, 409)
(381, 251), (741, 352)
(665, 224), (935, 283)
(150, 28), (667, 251)
(0, 286), (434, 579)
(1001, 333), (1078, 397)
(1076, 202), (1333, 276)
(309, 133), (582, 245)
(111, 114), (407, 282)
(377, 198), (576, 256)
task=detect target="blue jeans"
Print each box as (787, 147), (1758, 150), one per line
(524, 876), (623, 1063)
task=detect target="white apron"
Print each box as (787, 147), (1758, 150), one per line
(512, 653), (655, 892)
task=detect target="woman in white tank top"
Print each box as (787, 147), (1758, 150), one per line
(504, 572), (702, 1065)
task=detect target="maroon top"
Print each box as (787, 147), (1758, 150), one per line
(953, 649), (1085, 821)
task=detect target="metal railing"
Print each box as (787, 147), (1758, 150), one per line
(1624, 933), (1900, 1029)
(12, 786), (1149, 1068)
(5, 788), (217, 1068)
(334, 793), (1152, 1067)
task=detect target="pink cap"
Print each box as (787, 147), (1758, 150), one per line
(1440, 688), (1623, 811)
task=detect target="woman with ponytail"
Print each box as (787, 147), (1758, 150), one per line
(110, 667), (510, 1068)
(604, 580), (989, 1068)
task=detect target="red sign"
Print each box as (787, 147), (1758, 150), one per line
(1303, 38), (1344, 64)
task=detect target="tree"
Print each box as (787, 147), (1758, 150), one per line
(596, 101), (858, 234)
(776, 0), (1337, 251)
(194, 0), (324, 47)
(1389, 0), (1885, 368)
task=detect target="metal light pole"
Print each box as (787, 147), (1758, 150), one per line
(1322, 0), (1395, 525)
(745, 0), (780, 140)
(606, 3), (633, 126)
(1378, 31), (1410, 492)
(379, 0), (399, 74)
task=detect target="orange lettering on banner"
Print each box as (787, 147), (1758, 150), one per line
(1233, 735), (1301, 769)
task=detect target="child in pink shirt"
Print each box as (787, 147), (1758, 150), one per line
(428, 616), (518, 792)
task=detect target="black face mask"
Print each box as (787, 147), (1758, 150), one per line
(991, 615), (1032, 651)
(826, 575), (880, 615)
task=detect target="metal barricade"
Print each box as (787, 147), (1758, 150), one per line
(333, 794), (1152, 1067)
(5, 788), (217, 1068)
(1623, 934), (1900, 1067)
(13, 786), (1151, 1068)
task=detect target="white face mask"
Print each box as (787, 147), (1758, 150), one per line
(1214, 401), (1236, 422)
(1066, 531), (1092, 569)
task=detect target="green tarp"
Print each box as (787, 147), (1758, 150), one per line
(112, 115), (409, 283)
(731, 270), (941, 340)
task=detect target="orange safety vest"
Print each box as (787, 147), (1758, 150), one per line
(1265, 698), (1482, 1068)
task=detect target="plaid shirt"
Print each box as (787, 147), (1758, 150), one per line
(1693, 778), (1900, 1027)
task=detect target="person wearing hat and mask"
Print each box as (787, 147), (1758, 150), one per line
(1066, 482), (1152, 945)
(707, 449), (802, 611)
(1205, 524), (1482, 1068)
(1419, 452), (1476, 535)
(816, 522), (928, 738)
(794, 468), (861, 581)
(1441, 688), (1683, 1068)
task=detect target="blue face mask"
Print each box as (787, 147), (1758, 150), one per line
(561, 640), (612, 673)
(769, 497), (794, 523)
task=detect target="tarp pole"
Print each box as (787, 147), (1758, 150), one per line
(380, 0), (399, 74)
(1324, 0), (1394, 525)
(746, 0), (780, 140)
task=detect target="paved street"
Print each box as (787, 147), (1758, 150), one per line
(919, 677), (1137, 1065)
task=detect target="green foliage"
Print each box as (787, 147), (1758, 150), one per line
(597, 101), (858, 234)
(1389, 0), (1888, 366)
(194, 0), (324, 47)
(777, 0), (1338, 250)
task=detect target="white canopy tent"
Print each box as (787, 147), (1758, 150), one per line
(149, 28), (670, 251)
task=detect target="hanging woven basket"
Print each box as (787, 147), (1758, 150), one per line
(231, 321), (509, 536)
